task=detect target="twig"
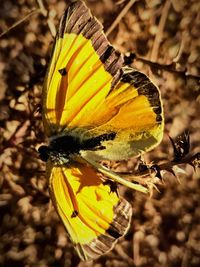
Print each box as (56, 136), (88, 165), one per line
(0, 121), (27, 155)
(150, 0), (171, 62)
(106, 0), (137, 37)
(116, 0), (127, 5)
(108, 152), (199, 194)
(134, 55), (200, 81)
(4, 120), (31, 156)
(36, 0), (48, 17)
(173, 36), (185, 63)
(0, 0), (56, 39)
(0, 9), (39, 38)
(36, 0), (56, 37)
(119, 153), (200, 179)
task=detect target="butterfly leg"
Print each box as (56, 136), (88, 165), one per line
(80, 156), (148, 194)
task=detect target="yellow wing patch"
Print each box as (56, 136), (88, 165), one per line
(48, 162), (132, 261)
(81, 68), (164, 160)
(43, 33), (114, 133)
(42, 0), (123, 136)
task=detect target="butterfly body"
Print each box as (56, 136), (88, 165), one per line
(39, 131), (117, 164)
(39, 0), (164, 261)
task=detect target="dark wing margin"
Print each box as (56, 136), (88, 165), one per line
(57, 0), (124, 87)
(48, 164), (133, 261)
(76, 198), (132, 261)
(121, 66), (163, 123)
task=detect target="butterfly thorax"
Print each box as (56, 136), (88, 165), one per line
(38, 135), (82, 165)
(38, 132), (116, 165)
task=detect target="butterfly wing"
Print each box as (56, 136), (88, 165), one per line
(42, 0), (164, 160)
(43, 0), (123, 136)
(81, 66), (164, 160)
(42, 1), (164, 260)
(47, 162), (132, 261)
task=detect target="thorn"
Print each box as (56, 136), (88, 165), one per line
(33, 104), (42, 115)
(150, 165), (162, 179)
(188, 162), (196, 171)
(124, 52), (136, 65)
(190, 153), (200, 170)
(168, 168), (177, 177)
(169, 131), (190, 162)
(138, 162), (148, 172)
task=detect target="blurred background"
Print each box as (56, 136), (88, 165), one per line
(0, 0), (199, 266)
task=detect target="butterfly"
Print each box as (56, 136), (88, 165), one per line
(38, 0), (164, 261)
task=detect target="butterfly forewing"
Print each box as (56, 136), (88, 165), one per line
(43, 0), (123, 136)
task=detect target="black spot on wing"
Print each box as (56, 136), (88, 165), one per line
(59, 68), (67, 76)
(71, 210), (78, 218)
(100, 45), (113, 63)
(106, 227), (122, 239)
(76, 198), (132, 261)
(57, 1), (124, 87)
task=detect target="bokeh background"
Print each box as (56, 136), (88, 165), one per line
(0, 0), (199, 266)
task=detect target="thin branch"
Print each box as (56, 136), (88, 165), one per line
(36, 0), (56, 37)
(36, 0), (48, 17)
(150, 0), (171, 62)
(0, 9), (40, 38)
(104, 152), (198, 194)
(134, 55), (200, 81)
(0, 0), (56, 39)
(119, 153), (200, 179)
(0, 120), (29, 155)
(173, 37), (185, 63)
(106, 0), (137, 37)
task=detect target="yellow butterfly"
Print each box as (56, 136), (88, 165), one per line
(38, 0), (164, 261)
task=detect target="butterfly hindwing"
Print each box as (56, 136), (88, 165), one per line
(47, 162), (132, 260)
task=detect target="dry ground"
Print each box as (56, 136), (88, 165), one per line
(0, 0), (200, 267)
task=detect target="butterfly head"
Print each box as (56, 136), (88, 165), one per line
(38, 145), (50, 162)
(38, 144), (70, 165)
